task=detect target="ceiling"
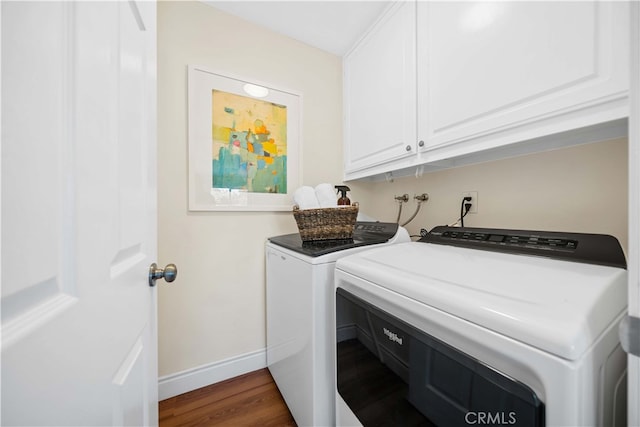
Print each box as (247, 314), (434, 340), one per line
(202, 1), (392, 56)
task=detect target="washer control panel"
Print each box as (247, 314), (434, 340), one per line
(440, 229), (578, 250)
(421, 226), (626, 269)
(354, 221), (399, 236)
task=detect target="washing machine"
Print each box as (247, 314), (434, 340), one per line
(266, 221), (410, 427)
(335, 226), (628, 427)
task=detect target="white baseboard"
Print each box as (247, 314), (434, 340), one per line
(158, 348), (267, 400)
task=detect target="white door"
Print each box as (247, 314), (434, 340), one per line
(628, 3), (640, 426)
(1, 1), (161, 425)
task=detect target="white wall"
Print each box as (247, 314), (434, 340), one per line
(157, 1), (343, 379)
(349, 137), (628, 252)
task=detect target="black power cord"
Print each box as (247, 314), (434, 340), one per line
(410, 228), (430, 240)
(460, 196), (472, 227)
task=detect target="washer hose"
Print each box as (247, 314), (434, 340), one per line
(401, 201), (423, 227)
(394, 194), (408, 224)
(395, 202), (404, 224)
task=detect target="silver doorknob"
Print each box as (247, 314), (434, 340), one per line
(149, 263), (177, 287)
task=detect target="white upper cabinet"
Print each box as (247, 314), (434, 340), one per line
(417, 1), (629, 161)
(343, 1), (416, 178)
(342, 1), (629, 181)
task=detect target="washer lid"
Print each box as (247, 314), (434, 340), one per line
(268, 221), (400, 257)
(335, 241), (627, 361)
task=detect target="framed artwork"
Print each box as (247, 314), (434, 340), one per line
(188, 65), (301, 211)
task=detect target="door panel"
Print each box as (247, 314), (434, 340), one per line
(418, 1), (629, 152)
(1, 1), (78, 348)
(343, 2), (416, 174)
(628, 3), (640, 425)
(1, 1), (158, 425)
(112, 333), (149, 427)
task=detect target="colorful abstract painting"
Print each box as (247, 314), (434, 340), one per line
(211, 90), (287, 194)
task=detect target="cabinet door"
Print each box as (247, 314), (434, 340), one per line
(418, 1), (629, 159)
(344, 1), (416, 176)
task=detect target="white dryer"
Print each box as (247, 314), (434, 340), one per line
(266, 222), (410, 427)
(335, 226), (628, 427)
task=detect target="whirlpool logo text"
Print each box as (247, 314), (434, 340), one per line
(382, 327), (403, 345)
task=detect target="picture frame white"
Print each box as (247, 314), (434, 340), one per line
(188, 65), (302, 211)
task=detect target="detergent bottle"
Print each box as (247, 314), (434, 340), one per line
(335, 185), (351, 206)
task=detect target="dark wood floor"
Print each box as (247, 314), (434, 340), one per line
(159, 368), (297, 427)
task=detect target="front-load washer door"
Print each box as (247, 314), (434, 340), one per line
(336, 288), (545, 427)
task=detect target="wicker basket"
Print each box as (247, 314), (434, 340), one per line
(293, 203), (359, 242)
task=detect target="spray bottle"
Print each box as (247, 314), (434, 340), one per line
(335, 185), (351, 206)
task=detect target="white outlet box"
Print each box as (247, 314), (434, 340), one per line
(462, 191), (478, 214)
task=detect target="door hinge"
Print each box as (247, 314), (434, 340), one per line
(620, 315), (640, 357)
